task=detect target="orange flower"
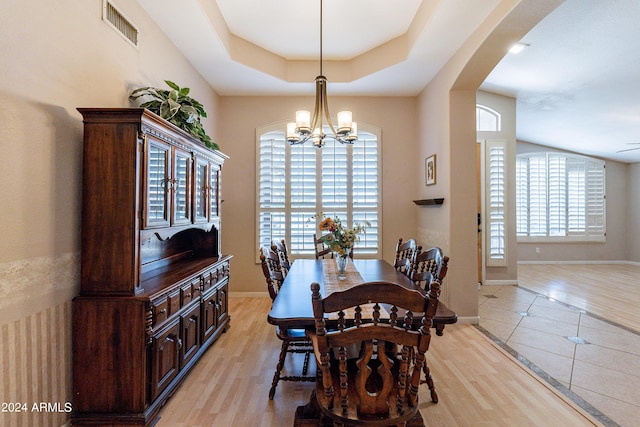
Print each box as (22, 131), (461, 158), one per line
(319, 217), (335, 231)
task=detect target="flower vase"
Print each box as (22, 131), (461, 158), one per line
(335, 250), (350, 280)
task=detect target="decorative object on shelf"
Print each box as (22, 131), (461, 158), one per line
(286, 0), (357, 148)
(425, 154), (436, 186)
(129, 80), (219, 150)
(413, 198), (445, 206)
(312, 213), (369, 279)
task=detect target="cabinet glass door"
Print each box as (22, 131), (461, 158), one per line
(209, 167), (219, 218)
(172, 149), (192, 225)
(145, 139), (170, 228)
(194, 158), (208, 222)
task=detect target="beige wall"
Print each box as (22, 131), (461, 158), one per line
(0, 0), (218, 424)
(415, 0), (564, 321)
(217, 96), (418, 293)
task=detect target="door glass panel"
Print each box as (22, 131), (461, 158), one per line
(174, 153), (190, 222)
(195, 162), (207, 220)
(148, 144), (168, 222)
(209, 168), (218, 217)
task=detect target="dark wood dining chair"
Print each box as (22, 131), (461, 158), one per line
(408, 247), (449, 291)
(314, 233), (355, 260)
(260, 245), (314, 399)
(313, 233), (333, 259)
(271, 239), (291, 274)
(394, 237), (422, 276)
(295, 280), (440, 427)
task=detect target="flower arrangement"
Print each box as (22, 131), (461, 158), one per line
(313, 213), (370, 256)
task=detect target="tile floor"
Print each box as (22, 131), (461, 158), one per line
(478, 285), (640, 427)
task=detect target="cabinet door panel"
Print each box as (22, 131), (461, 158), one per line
(217, 281), (229, 325)
(181, 303), (201, 367)
(202, 289), (217, 342)
(151, 317), (180, 399)
(144, 138), (171, 228)
(172, 148), (192, 225)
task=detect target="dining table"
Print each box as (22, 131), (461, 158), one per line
(267, 258), (457, 332)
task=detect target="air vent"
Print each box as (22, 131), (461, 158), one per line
(103, 0), (139, 47)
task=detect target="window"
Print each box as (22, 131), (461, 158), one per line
(476, 105), (501, 132)
(516, 152), (605, 241)
(257, 123), (381, 257)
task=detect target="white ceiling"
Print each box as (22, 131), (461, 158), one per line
(137, 0), (640, 163)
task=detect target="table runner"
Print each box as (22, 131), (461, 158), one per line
(322, 259), (378, 319)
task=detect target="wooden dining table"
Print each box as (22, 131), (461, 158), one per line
(267, 258), (457, 331)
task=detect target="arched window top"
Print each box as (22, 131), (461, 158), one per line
(476, 104), (501, 132)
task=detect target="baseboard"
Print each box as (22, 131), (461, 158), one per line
(455, 316), (479, 325)
(482, 280), (518, 286)
(518, 260), (637, 265)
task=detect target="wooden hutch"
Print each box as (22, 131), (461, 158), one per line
(72, 108), (231, 426)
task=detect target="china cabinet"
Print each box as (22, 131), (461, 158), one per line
(72, 108), (231, 426)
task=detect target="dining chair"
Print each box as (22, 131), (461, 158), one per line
(271, 239), (291, 274)
(313, 233), (334, 259)
(408, 247), (449, 291)
(260, 245), (315, 399)
(314, 233), (354, 259)
(297, 280), (440, 426)
(393, 237), (422, 277)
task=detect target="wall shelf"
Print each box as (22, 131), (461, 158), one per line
(413, 198), (444, 206)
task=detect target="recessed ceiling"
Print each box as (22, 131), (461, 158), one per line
(137, 0), (640, 163)
(137, 0), (499, 95)
(216, 0), (422, 60)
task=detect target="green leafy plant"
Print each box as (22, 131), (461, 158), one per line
(129, 80), (219, 150)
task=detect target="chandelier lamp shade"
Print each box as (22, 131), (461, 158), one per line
(286, 0), (357, 148)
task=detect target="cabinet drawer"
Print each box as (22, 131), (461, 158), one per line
(151, 296), (169, 327)
(168, 288), (181, 316)
(181, 279), (201, 307)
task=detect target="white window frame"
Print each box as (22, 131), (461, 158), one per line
(516, 152), (606, 242)
(256, 121), (382, 259)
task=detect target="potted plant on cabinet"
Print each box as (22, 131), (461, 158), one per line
(129, 80), (219, 150)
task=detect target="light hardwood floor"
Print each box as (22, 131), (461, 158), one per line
(517, 263), (640, 333)
(156, 297), (602, 426)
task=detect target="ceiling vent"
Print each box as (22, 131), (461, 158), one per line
(103, 0), (139, 47)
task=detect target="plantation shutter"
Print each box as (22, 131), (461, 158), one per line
(516, 152), (605, 241)
(257, 124), (381, 258)
(486, 141), (507, 266)
(258, 132), (286, 249)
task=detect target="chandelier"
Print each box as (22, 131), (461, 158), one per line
(286, 0), (357, 148)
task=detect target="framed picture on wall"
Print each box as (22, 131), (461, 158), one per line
(425, 154), (436, 186)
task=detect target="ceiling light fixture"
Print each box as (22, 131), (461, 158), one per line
(509, 42), (530, 54)
(286, 0), (357, 148)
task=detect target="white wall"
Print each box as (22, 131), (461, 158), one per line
(0, 1), (218, 424)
